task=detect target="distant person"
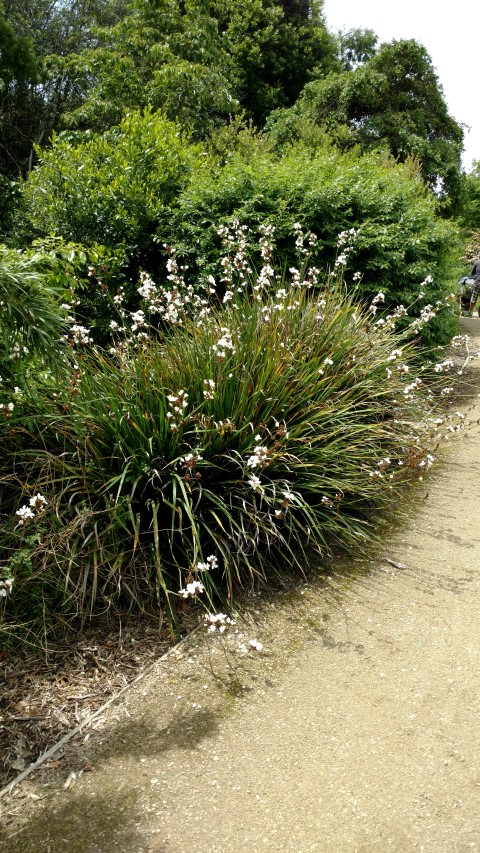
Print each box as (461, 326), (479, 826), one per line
(469, 254), (480, 315)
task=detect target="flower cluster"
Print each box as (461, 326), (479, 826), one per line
(179, 580), (204, 599)
(212, 328), (235, 359)
(369, 457), (395, 482)
(166, 390), (188, 431)
(196, 555), (219, 572)
(0, 576), (14, 599)
(337, 228), (358, 247)
(293, 222), (318, 257)
(203, 379), (215, 400)
(15, 493), (47, 527)
(434, 358), (454, 373)
(368, 292), (385, 316)
(218, 221), (252, 296)
(130, 309), (147, 335)
(246, 445), (270, 469)
(179, 450), (203, 481)
(335, 228), (357, 267)
(204, 612), (236, 633)
(136, 262), (210, 328)
(69, 324), (93, 346)
(180, 451), (203, 469)
(9, 341), (29, 360)
(289, 265), (320, 290)
(403, 377), (423, 398)
(248, 474), (263, 492)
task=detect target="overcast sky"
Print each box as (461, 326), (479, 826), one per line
(322, 0), (479, 172)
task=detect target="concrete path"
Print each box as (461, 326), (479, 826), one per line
(5, 321), (480, 853)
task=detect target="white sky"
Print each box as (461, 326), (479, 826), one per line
(322, 0), (479, 172)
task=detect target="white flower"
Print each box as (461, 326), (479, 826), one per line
(248, 475), (262, 491)
(179, 581), (204, 598)
(70, 324), (93, 345)
(180, 452), (202, 468)
(246, 446), (269, 469)
(130, 310), (147, 333)
(387, 349), (403, 362)
(434, 359), (454, 373)
(15, 505), (35, 525)
(29, 493), (47, 511)
(203, 379), (215, 400)
(212, 328), (235, 359)
(248, 639), (263, 651)
(196, 555), (218, 572)
(204, 612), (236, 633)
(0, 577), (14, 597)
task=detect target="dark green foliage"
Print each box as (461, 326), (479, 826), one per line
(0, 0), (128, 56)
(265, 39), (464, 211)
(0, 175), (21, 237)
(0, 245), (67, 381)
(337, 28), (378, 71)
(219, 0), (338, 125)
(158, 144), (458, 343)
(55, 0), (338, 135)
(460, 162), (480, 231)
(0, 15), (39, 176)
(56, 0), (238, 136)
(0, 1), (130, 184)
(23, 110), (202, 249)
(0, 15), (37, 86)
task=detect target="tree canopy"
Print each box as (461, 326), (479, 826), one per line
(266, 39), (464, 210)
(0, 15), (38, 175)
(0, 1), (471, 222)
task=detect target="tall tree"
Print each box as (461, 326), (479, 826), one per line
(267, 39), (463, 210)
(50, 0), (338, 134)
(337, 28), (377, 71)
(0, 15), (39, 176)
(220, 0), (338, 125)
(460, 161), (480, 230)
(0, 1), (129, 178)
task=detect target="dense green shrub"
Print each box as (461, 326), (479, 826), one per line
(160, 144), (459, 345)
(20, 111), (459, 348)
(27, 238), (129, 344)
(1, 254), (453, 637)
(22, 109), (203, 251)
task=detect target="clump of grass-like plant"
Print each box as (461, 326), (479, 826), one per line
(0, 227), (458, 638)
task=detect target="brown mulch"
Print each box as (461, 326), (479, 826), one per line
(0, 611), (198, 795)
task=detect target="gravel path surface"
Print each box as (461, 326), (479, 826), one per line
(3, 320), (480, 853)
